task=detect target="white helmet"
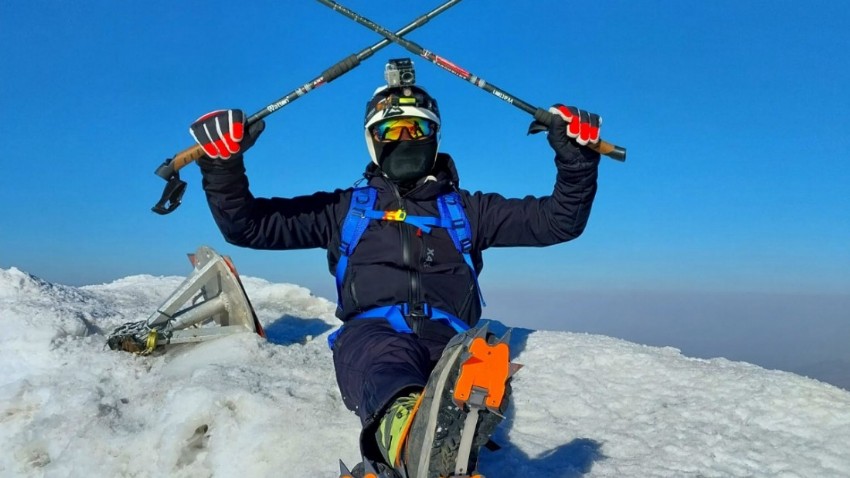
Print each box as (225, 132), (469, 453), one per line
(363, 85), (441, 166)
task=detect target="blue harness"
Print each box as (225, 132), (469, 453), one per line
(328, 186), (484, 349)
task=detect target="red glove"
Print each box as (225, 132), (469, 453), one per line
(550, 104), (601, 146)
(189, 109), (246, 159)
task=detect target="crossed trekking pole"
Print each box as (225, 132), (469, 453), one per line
(152, 0), (626, 216)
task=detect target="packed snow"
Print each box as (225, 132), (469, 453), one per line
(2, 264), (849, 478)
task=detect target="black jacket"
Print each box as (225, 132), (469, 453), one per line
(199, 147), (599, 328)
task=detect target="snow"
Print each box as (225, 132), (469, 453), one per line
(1, 265), (849, 477)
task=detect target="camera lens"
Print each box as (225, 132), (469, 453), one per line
(400, 71), (415, 85)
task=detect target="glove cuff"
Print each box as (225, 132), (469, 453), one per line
(197, 153), (247, 174)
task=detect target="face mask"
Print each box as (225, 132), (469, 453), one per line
(374, 137), (438, 185)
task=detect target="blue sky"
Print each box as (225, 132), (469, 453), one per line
(2, 1), (848, 380)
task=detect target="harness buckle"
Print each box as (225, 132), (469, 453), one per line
(407, 302), (432, 318)
(339, 241), (351, 254)
(383, 209), (407, 221)
(405, 302), (432, 336)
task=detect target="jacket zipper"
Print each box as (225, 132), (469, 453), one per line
(391, 184), (420, 307)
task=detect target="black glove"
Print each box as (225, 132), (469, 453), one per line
(529, 104), (602, 162)
(189, 109), (265, 160)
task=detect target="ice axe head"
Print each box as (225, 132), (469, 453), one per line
(151, 162), (187, 215)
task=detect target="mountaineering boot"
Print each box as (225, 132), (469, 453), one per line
(401, 326), (515, 478)
(340, 397), (421, 478)
(377, 392), (424, 467)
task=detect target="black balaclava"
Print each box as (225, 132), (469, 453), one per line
(373, 136), (438, 186)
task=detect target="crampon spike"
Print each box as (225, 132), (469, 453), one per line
(362, 459), (381, 478)
(509, 362), (524, 378)
(473, 323), (489, 340)
(497, 328), (512, 346)
(339, 459), (354, 478)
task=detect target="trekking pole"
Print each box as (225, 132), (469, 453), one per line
(152, 0), (464, 215)
(316, 0), (627, 162)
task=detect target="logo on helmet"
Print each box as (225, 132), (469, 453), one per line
(374, 95), (406, 120)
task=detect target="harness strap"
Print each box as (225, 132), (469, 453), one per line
(335, 187), (377, 310)
(327, 303), (470, 349)
(362, 209), (441, 234)
(336, 188), (483, 308)
(437, 193), (486, 306)
(332, 187), (484, 349)
(335, 188), (443, 310)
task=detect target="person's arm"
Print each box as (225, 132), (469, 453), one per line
(191, 108), (341, 250)
(469, 105), (602, 249)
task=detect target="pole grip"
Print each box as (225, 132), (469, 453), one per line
(322, 54), (361, 83)
(170, 144), (208, 172)
(154, 144), (206, 181)
(534, 108), (626, 162)
(153, 143), (207, 182)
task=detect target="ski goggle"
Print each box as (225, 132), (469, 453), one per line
(370, 117), (437, 142)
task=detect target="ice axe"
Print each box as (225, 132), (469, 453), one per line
(316, 0), (627, 162)
(151, 0), (463, 215)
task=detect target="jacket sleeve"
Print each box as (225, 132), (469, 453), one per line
(469, 146), (600, 249)
(198, 156), (342, 250)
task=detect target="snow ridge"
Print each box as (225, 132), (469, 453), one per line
(1, 268), (849, 477)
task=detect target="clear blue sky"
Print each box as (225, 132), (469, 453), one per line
(2, 2), (848, 379)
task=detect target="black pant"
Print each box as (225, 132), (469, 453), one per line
(332, 318), (456, 427)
